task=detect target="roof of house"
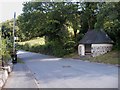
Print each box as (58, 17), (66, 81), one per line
(79, 30), (114, 44)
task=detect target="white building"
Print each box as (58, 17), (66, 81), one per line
(78, 30), (114, 57)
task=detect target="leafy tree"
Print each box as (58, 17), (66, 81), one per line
(95, 2), (120, 48)
(18, 2), (48, 40)
(17, 2), (120, 56)
(0, 25), (11, 65)
(18, 2), (78, 43)
(80, 3), (99, 33)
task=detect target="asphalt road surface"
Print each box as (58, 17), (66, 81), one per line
(17, 50), (118, 88)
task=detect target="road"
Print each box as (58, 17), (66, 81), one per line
(16, 50), (118, 88)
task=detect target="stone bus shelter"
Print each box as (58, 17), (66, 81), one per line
(78, 30), (114, 57)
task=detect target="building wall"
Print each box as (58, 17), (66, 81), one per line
(78, 44), (85, 56)
(91, 44), (113, 57)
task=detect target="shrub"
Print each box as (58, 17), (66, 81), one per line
(64, 41), (76, 54)
(24, 43), (31, 51)
(0, 37), (11, 64)
(17, 40), (76, 57)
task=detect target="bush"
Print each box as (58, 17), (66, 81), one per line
(0, 38), (11, 64)
(24, 43), (31, 51)
(64, 41), (76, 54)
(17, 40), (76, 57)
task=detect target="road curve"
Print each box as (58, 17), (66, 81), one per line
(17, 50), (118, 88)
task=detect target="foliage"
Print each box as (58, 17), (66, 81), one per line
(80, 3), (99, 33)
(64, 41), (76, 54)
(18, 40), (75, 57)
(0, 28), (11, 63)
(6, 2), (120, 57)
(18, 2), (80, 42)
(95, 2), (120, 49)
(1, 20), (20, 39)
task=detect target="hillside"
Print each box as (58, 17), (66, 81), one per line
(18, 37), (45, 46)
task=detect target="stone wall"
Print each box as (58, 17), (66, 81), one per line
(91, 44), (113, 57)
(0, 62), (13, 90)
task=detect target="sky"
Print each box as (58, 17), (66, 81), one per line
(0, 0), (30, 23)
(0, 0), (77, 23)
(0, 0), (116, 23)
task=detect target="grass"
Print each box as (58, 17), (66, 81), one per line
(64, 50), (120, 65)
(88, 50), (119, 65)
(18, 37), (45, 46)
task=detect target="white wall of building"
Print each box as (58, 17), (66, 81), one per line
(78, 44), (113, 57)
(78, 44), (85, 56)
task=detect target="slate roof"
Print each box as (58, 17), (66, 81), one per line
(79, 30), (114, 44)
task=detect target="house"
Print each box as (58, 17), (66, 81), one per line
(78, 30), (114, 57)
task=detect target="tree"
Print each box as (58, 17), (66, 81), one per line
(0, 24), (11, 66)
(18, 2), (120, 55)
(80, 3), (99, 33)
(18, 2), (79, 43)
(95, 2), (120, 48)
(18, 2), (48, 40)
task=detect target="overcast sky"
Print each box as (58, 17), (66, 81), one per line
(0, 0), (30, 23)
(1, 0), (114, 23)
(0, 0), (76, 23)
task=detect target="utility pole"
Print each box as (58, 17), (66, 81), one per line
(13, 12), (16, 53)
(12, 12), (17, 64)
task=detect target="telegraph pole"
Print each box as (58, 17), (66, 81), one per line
(13, 12), (16, 53)
(12, 12), (17, 64)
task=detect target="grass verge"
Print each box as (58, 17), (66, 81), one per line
(64, 50), (120, 65)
